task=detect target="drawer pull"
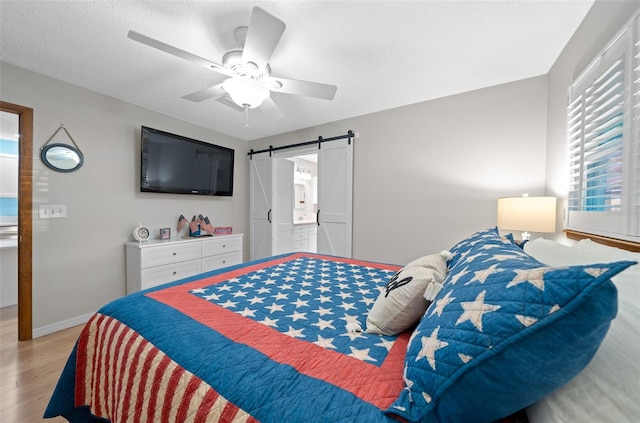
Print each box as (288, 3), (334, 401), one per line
(223, 260), (226, 264)
(173, 252), (177, 256)
(222, 244), (226, 248)
(173, 271), (177, 275)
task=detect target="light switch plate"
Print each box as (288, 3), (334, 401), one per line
(39, 205), (67, 218)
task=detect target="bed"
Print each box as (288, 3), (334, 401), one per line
(44, 228), (639, 423)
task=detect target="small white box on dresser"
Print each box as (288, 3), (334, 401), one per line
(125, 234), (243, 294)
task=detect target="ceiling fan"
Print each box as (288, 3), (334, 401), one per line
(127, 7), (337, 120)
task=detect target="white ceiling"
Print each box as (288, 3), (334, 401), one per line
(0, 1), (594, 143)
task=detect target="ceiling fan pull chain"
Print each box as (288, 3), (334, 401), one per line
(244, 106), (251, 128)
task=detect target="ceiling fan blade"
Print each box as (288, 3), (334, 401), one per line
(182, 83), (226, 102)
(127, 30), (233, 77)
(242, 7), (286, 71)
(259, 97), (285, 120)
(267, 76), (337, 100)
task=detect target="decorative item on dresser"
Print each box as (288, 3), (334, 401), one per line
(131, 223), (150, 242)
(125, 234), (243, 293)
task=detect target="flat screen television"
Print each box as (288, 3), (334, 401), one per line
(140, 126), (234, 196)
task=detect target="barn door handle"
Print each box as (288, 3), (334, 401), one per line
(267, 209), (272, 223)
(316, 210), (320, 226)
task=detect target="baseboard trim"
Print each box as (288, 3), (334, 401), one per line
(33, 312), (94, 338)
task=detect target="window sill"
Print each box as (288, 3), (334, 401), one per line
(564, 230), (640, 253)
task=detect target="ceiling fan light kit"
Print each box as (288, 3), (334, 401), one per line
(127, 6), (337, 124)
(222, 77), (270, 109)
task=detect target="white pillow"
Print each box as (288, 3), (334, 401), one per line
(524, 238), (640, 423)
(366, 252), (449, 336)
(521, 238), (573, 266)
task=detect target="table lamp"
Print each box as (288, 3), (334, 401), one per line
(497, 195), (557, 241)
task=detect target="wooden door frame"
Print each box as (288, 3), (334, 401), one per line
(1, 101), (33, 341)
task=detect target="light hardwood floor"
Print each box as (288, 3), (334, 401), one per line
(0, 306), (84, 422)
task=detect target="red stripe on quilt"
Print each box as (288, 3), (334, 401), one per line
(74, 314), (256, 422)
(74, 313), (95, 406)
(146, 353), (172, 422)
(109, 321), (131, 417)
(119, 334), (148, 422)
(175, 375), (203, 421)
(194, 389), (220, 421)
(146, 252), (407, 410)
(96, 314), (119, 417)
(160, 364), (185, 421)
(221, 400), (240, 421)
(132, 344), (160, 422)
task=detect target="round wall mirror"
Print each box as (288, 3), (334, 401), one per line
(41, 143), (84, 172)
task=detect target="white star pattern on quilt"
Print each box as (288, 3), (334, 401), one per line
(458, 353), (472, 363)
(312, 319), (335, 330)
(455, 290), (501, 332)
(190, 256), (398, 364)
(284, 326), (305, 338)
(507, 267), (548, 290)
(516, 315), (537, 327)
(415, 327), (449, 370)
(585, 267), (611, 277)
(348, 347), (376, 362)
(447, 267), (469, 285)
(314, 335), (337, 349)
(429, 290), (456, 317)
(466, 263), (504, 285)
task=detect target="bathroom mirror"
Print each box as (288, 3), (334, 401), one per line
(41, 143), (84, 172)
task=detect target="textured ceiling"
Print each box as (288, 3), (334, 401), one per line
(0, 1), (594, 143)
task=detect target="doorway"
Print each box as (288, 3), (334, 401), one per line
(0, 111), (19, 308)
(0, 101), (33, 341)
(278, 152), (318, 255)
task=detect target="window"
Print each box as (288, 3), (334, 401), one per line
(565, 12), (640, 242)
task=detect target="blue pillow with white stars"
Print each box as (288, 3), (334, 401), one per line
(387, 228), (635, 423)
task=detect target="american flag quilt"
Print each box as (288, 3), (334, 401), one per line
(44, 253), (412, 423)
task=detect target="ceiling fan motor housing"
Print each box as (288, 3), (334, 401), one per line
(223, 49), (271, 79)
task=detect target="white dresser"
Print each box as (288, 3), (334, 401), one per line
(125, 234), (243, 294)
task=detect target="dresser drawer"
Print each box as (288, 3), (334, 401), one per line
(141, 258), (201, 289)
(201, 236), (243, 258)
(293, 224), (311, 233)
(292, 239), (308, 251)
(201, 251), (243, 273)
(140, 242), (201, 268)
(292, 232), (308, 242)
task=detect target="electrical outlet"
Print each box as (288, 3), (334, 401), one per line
(39, 205), (67, 218)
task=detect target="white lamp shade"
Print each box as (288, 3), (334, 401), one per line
(222, 77), (270, 109)
(497, 196), (557, 233)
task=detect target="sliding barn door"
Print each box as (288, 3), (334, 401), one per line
(249, 153), (273, 260)
(317, 138), (353, 257)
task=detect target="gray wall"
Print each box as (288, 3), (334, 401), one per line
(545, 0), (640, 242)
(250, 76), (549, 264)
(0, 62), (249, 335)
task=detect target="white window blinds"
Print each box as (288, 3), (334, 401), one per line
(565, 12), (640, 242)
